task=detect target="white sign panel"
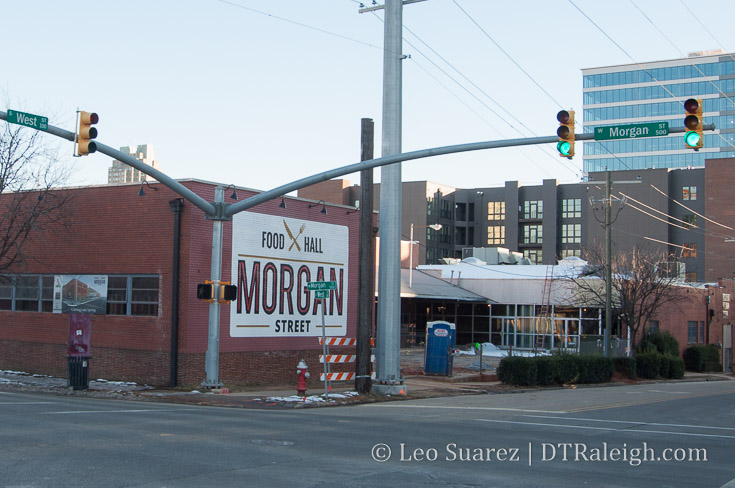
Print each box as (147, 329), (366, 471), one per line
(230, 212), (349, 337)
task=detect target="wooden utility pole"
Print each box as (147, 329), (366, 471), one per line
(355, 118), (375, 394)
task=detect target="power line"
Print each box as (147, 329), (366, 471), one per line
(649, 183), (734, 231)
(214, 0), (383, 51)
(452, 0), (565, 111)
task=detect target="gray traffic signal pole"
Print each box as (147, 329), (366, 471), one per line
(374, 0), (405, 395)
(3, 109), (711, 390)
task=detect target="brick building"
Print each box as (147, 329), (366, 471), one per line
(0, 180), (364, 387)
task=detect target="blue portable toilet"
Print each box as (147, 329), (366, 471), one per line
(424, 321), (456, 376)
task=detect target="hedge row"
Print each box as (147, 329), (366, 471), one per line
(635, 352), (685, 379)
(497, 355), (614, 386)
(683, 345), (722, 372)
(498, 353), (686, 386)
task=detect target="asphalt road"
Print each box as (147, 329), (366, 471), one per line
(1, 379), (733, 488)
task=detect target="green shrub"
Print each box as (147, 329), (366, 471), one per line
(555, 354), (580, 384)
(534, 356), (558, 386)
(683, 345), (721, 372)
(658, 354), (671, 378)
(614, 357), (637, 379)
(643, 331), (680, 357)
(497, 357), (537, 386)
(703, 361), (723, 373)
(668, 356), (685, 379)
(577, 355), (614, 384)
(636, 352), (661, 379)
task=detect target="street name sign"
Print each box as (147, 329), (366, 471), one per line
(594, 122), (668, 141)
(314, 290), (330, 299)
(6, 109), (48, 131)
(307, 281), (337, 291)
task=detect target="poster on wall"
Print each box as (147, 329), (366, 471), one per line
(230, 212), (349, 338)
(53, 275), (108, 315)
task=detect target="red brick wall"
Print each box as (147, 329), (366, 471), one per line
(705, 158), (735, 282)
(0, 181), (363, 387)
(652, 280), (732, 363)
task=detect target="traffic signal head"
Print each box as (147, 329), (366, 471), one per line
(556, 110), (575, 158)
(77, 111), (99, 156)
(220, 284), (238, 302)
(683, 98), (703, 149)
(196, 283), (215, 301)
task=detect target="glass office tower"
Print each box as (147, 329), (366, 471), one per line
(582, 51), (735, 174)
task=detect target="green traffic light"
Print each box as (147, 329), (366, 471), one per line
(557, 141), (571, 156)
(684, 130), (701, 148)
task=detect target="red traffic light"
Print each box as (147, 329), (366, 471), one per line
(557, 110), (571, 124)
(684, 98), (700, 114)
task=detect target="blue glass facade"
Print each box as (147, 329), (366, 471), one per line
(582, 54), (735, 174)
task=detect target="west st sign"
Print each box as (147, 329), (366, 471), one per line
(6, 109), (48, 131)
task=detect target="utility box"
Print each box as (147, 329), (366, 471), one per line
(424, 321), (456, 376)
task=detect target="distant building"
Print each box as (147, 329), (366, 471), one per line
(300, 159), (735, 282)
(107, 144), (160, 184)
(582, 51), (735, 174)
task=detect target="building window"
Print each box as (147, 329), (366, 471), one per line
(523, 225), (543, 244)
(699, 321), (705, 343)
(687, 321), (698, 343)
(682, 186), (697, 201)
(439, 226), (452, 244)
(440, 199), (452, 219)
(488, 201), (505, 221)
(682, 244), (697, 258)
(648, 320), (659, 334)
(523, 200), (543, 219)
(426, 196), (434, 216)
(523, 249), (542, 264)
(487, 225), (505, 245)
(685, 271), (697, 282)
(0, 275), (12, 311)
(683, 214), (697, 229)
(107, 275), (159, 316)
(455, 202), (467, 221)
(0, 275), (54, 313)
(562, 198), (581, 219)
(561, 223), (582, 244)
(0, 274), (158, 316)
(561, 249), (581, 258)
(455, 226), (467, 246)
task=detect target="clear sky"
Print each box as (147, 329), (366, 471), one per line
(3, 0), (734, 194)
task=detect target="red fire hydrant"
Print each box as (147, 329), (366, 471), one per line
(296, 359), (310, 397)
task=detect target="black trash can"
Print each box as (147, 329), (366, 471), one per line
(67, 356), (90, 390)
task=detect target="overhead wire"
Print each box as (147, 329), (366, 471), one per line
(649, 183), (734, 231)
(629, 0), (735, 152)
(362, 10), (576, 178)
(445, 1), (581, 176)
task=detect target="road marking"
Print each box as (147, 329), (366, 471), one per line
(364, 405), (568, 414)
(0, 401), (56, 405)
(566, 389), (734, 413)
(475, 418), (735, 439)
(521, 415), (735, 432)
(40, 408), (190, 415)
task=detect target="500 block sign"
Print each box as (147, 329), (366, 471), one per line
(230, 212), (349, 337)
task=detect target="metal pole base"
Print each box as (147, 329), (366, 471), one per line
(372, 382), (407, 396)
(201, 380), (223, 389)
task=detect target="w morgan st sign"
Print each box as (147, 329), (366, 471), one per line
(230, 212), (348, 337)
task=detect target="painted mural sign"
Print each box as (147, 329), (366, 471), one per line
(230, 212), (348, 337)
(53, 275), (108, 315)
